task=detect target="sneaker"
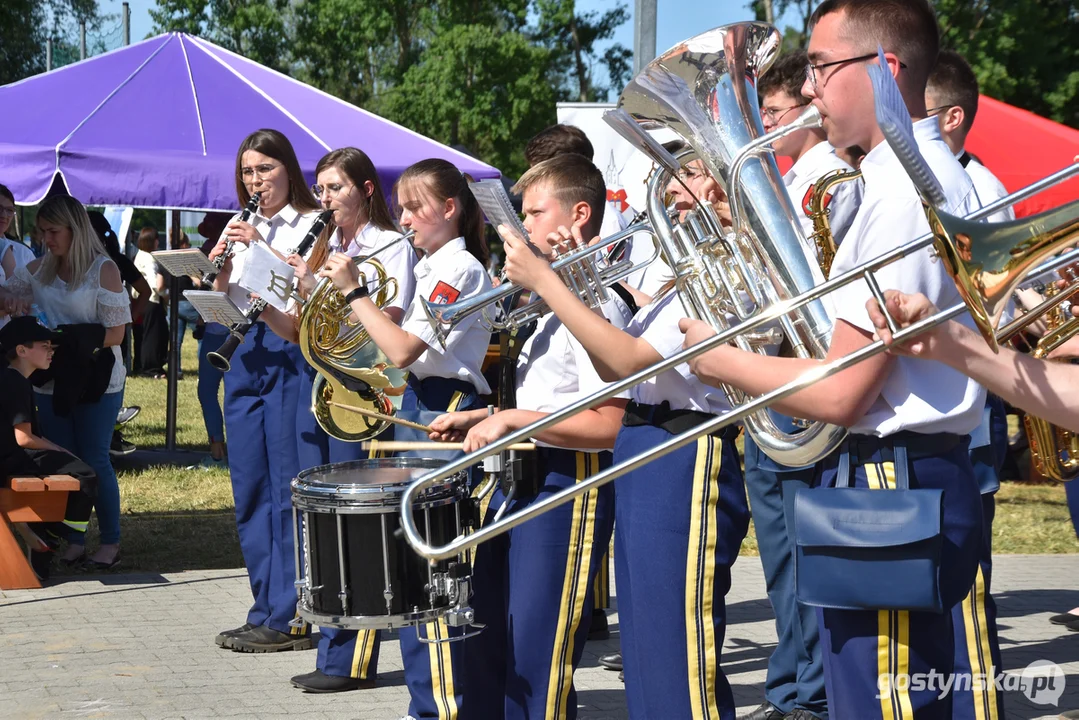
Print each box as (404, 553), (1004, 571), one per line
(116, 406), (141, 426)
(199, 455), (228, 469)
(110, 431), (136, 456)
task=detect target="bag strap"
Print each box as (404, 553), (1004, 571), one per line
(835, 436), (911, 490)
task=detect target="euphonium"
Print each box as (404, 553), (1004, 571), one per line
(807, 168), (862, 278)
(298, 234), (413, 442)
(618, 21), (846, 467)
(1022, 279), (1079, 481)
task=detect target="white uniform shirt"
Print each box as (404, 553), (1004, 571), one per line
(962, 156), (1015, 223)
(827, 117), (985, 436)
(515, 295), (633, 451)
(330, 223), (417, 314)
(783, 141), (863, 260)
(226, 204), (322, 316)
(626, 291), (732, 415)
(400, 237), (493, 394)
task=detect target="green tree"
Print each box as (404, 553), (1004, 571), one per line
(149, 0), (291, 71)
(0, 0), (101, 84)
(534, 0), (632, 101)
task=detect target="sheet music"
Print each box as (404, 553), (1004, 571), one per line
(469, 179), (529, 241)
(236, 242), (296, 312)
(152, 249), (217, 279)
(183, 291), (249, 326)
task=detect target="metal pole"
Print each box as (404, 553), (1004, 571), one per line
(165, 209), (181, 451)
(633, 0), (658, 75)
(46, 38), (53, 71)
(122, 3), (131, 46)
(80, 21), (86, 60)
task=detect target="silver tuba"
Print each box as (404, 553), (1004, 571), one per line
(617, 21), (846, 467)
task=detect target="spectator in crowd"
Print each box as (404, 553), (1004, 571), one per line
(0, 184), (36, 283)
(1, 195), (132, 569)
(133, 226), (168, 378)
(164, 230), (200, 377)
(193, 213), (231, 468)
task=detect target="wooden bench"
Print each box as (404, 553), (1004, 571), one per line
(0, 475), (79, 590)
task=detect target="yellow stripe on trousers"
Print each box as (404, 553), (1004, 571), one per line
(686, 436), (723, 720)
(349, 630), (378, 679)
(545, 452), (599, 719)
(961, 565), (998, 720)
(425, 617), (458, 719)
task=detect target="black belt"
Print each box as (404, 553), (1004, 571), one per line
(622, 400), (741, 442)
(842, 430), (966, 466)
(405, 374), (476, 399)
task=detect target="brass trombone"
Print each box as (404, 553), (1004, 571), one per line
(398, 163), (1079, 561)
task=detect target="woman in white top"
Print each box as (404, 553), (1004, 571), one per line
(4, 195), (132, 569)
(0, 184), (35, 283)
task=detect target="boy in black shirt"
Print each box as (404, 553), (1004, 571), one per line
(1, 317), (98, 578)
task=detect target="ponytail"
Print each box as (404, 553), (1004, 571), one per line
(394, 159), (489, 267)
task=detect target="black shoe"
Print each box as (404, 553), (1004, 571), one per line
(215, 623), (257, 648)
(110, 431), (136, 456)
(30, 550), (53, 580)
(784, 711), (823, 720)
(599, 652), (622, 671)
(1050, 611), (1079, 625)
(290, 669), (375, 693)
(739, 703), (786, 720)
(1065, 617), (1079, 632)
(229, 625), (313, 653)
(588, 609), (610, 641)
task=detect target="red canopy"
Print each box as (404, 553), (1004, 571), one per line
(966, 95), (1079, 217)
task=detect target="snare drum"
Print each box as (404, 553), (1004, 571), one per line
(292, 457), (473, 630)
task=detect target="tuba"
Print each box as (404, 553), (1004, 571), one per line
(1022, 277), (1079, 481)
(298, 235), (413, 441)
(617, 21), (846, 467)
(807, 168), (862, 278)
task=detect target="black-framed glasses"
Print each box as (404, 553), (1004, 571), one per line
(805, 53), (907, 90)
(926, 104), (954, 116)
(761, 103), (809, 123)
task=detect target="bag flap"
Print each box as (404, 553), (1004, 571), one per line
(794, 488), (943, 548)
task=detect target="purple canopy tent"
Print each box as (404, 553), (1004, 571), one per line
(0, 33), (501, 452)
(0, 32), (499, 209)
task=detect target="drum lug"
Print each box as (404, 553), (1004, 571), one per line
(383, 587), (394, 615)
(338, 589), (350, 618)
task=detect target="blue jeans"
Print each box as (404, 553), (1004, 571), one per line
(168, 300), (201, 373)
(197, 325), (227, 443)
(36, 390), (125, 545)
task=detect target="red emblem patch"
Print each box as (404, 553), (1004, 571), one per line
(429, 281), (460, 305)
(801, 184), (833, 217)
(607, 187), (629, 213)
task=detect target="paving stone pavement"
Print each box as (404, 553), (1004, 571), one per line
(2, 555), (1078, 719)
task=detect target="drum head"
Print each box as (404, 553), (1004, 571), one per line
(293, 457), (464, 510)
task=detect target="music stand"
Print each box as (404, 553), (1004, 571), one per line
(183, 290), (249, 327)
(152, 249), (218, 280)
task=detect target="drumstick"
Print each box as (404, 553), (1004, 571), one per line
(326, 402), (433, 432)
(361, 441), (537, 452)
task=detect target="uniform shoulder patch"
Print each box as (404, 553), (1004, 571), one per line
(429, 280), (461, 305)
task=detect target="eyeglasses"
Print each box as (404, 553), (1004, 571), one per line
(926, 104), (953, 116)
(0, 207), (15, 218)
(311, 183), (352, 198)
(676, 166), (704, 182)
(805, 53), (907, 91)
(240, 163), (281, 180)
(761, 103), (808, 123)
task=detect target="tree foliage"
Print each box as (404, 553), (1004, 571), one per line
(0, 0), (101, 85)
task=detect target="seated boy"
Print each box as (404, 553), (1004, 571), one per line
(0, 317), (98, 578)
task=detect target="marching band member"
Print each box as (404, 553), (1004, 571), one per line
(319, 157), (490, 719)
(427, 153), (631, 720)
(740, 49), (863, 720)
(261, 147), (417, 694)
(491, 213), (749, 720)
(208, 128), (323, 654)
(926, 50), (1010, 720)
(680, 1), (987, 718)
(869, 290), (1079, 432)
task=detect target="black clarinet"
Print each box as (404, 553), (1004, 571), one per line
(207, 210), (334, 372)
(201, 191), (262, 288)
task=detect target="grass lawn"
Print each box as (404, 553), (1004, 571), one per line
(48, 330), (1079, 577)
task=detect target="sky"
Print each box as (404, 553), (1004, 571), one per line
(106, 0), (800, 60)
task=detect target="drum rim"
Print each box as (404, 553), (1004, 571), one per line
(293, 457), (465, 502)
(297, 599), (457, 631)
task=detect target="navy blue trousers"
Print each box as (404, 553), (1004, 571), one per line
(951, 395), (1008, 720)
(614, 425), (749, 720)
(744, 423), (828, 718)
(395, 376), (480, 720)
(295, 363), (384, 681)
(815, 434), (982, 720)
(462, 448), (615, 720)
(222, 323), (306, 636)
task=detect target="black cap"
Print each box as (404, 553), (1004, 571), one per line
(0, 316), (60, 354)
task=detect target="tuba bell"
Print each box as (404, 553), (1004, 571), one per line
(617, 21), (847, 467)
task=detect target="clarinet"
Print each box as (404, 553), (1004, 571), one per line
(207, 210), (334, 372)
(201, 192), (262, 288)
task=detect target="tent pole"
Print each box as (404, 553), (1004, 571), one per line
(165, 209), (180, 451)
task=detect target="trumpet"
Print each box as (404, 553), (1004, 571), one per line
(202, 192), (261, 288)
(421, 222), (658, 348)
(398, 162), (1079, 561)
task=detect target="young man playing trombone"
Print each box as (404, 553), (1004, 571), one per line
(680, 1), (987, 718)
(428, 153), (632, 719)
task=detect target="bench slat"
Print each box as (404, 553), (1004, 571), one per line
(8, 477), (45, 492)
(44, 475), (80, 492)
